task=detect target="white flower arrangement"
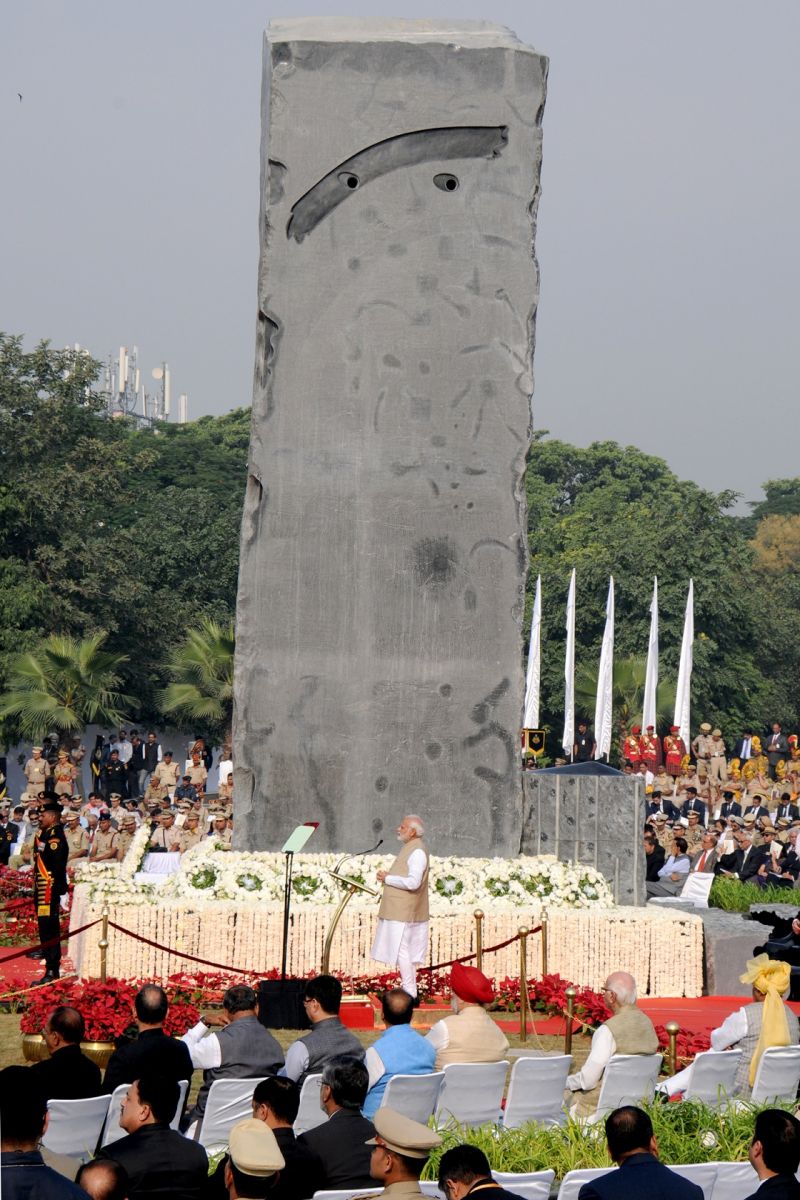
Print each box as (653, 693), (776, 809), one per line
(74, 840), (613, 912)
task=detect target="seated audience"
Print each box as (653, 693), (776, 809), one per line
(716, 828), (764, 883)
(565, 971), (658, 1119)
(438, 1144), (529, 1199)
(75, 1160), (129, 1200)
(366, 1107), (442, 1194)
(296, 1055), (376, 1191)
(576, 1106), (703, 1200)
(207, 1075), (324, 1200)
(364, 988), (436, 1118)
(29, 1005), (102, 1099)
(687, 831), (719, 875)
(659, 955), (800, 1098)
(182, 984), (284, 1127)
(0, 1065), (90, 1199)
(645, 835), (690, 897)
(96, 1073), (208, 1199)
(643, 831), (665, 884)
(745, 1108), (800, 1200)
(103, 984), (193, 1095)
(425, 963), (509, 1069)
(282, 974), (365, 1085)
(224, 1118), (285, 1200)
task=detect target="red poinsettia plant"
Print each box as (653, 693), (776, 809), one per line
(20, 977), (200, 1043)
(654, 1022), (710, 1068)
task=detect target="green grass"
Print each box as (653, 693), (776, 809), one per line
(710, 876), (795, 911)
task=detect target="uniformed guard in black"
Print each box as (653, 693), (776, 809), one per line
(33, 799), (69, 984)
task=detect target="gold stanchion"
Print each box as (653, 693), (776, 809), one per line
(541, 913), (549, 976)
(474, 910), (484, 972)
(518, 926), (529, 1044)
(564, 985), (576, 1056)
(99, 905), (109, 984)
(665, 1020), (680, 1076)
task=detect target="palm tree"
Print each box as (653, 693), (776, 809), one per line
(575, 655), (675, 733)
(0, 632), (131, 742)
(160, 618), (235, 746)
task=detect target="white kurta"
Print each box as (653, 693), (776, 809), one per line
(370, 847), (429, 965)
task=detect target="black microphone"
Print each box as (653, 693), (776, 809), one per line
(333, 838), (383, 875)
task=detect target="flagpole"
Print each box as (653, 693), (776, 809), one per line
(642, 576), (659, 731)
(523, 575), (541, 730)
(594, 577), (615, 760)
(674, 579), (694, 747)
(562, 569), (576, 758)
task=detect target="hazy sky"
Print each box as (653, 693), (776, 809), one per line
(3, 1), (798, 507)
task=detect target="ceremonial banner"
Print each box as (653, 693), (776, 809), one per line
(642, 576), (659, 732)
(523, 575), (542, 730)
(594, 576), (615, 760)
(562, 569), (576, 757)
(674, 579), (694, 746)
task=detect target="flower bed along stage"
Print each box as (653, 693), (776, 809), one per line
(69, 842), (704, 996)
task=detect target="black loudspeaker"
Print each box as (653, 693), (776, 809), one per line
(258, 978), (310, 1031)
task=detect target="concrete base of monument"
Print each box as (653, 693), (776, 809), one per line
(69, 885), (704, 997)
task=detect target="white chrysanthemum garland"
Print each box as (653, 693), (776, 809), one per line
(75, 839), (613, 913)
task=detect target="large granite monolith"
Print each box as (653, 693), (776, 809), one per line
(233, 19), (548, 855)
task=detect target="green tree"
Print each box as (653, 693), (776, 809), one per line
(161, 618), (235, 746)
(574, 655), (676, 734)
(0, 632), (131, 742)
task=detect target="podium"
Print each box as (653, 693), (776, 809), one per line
(321, 863), (378, 974)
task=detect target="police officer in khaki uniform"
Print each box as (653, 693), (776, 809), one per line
(152, 750), (181, 799)
(149, 809), (181, 851)
(64, 811), (89, 861)
(708, 728), (728, 784)
(209, 812), (232, 847)
(185, 755), (208, 796)
(115, 814), (138, 860)
(691, 722), (715, 781)
(683, 811), (704, 855)
(177, 812), (204, 853)
(24, 747), (50, 799)
(90, 811), (120, 861)
(363, 1109), (442, 1199)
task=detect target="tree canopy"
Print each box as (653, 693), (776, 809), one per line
(2, 333), (797, 747)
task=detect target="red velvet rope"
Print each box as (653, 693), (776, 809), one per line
(417, 924), (542, 975)
(106, 921), (261, 975)
(0, 919), (103, 964)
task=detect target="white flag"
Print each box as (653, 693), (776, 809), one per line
(523, 575), (541, 730)
(562, 569), (576, 757)
(642, 576), (659, 732)
(674, 579), (694, 746)
(594, 577), (615, 760)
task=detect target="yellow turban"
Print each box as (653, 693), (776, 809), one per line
(739, 954), (792, 1085)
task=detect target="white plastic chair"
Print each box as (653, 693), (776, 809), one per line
(669, 1163), (718, 1200)
(419, 1184), (444, 1198)
(590, 1053), (662, 1121)
(682, 1050), (742, 1104)
(557, 1167), (614, 1200)
(294, 1074), (326, 1135)
(751, 1044), (800, 1103)
(503, 1055), (571, 1127)
(41, 1095), (111, 1160)
(493, 1170), (555, 1199)
(706, 1160), (760, 1200)
(434, 1061), (509, 1127)
(649, 873), (714, 908)
(101, 1079), (189, 1146)
(196, 1076), (266, 1150)
(380, 1072), (444, 1123)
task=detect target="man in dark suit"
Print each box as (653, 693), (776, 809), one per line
(688, 832), (719, 876)
(733, 730), (756, 764)
(29, 1005), (101, 1100)
(680, 788), (707, 825)
(776, 794), (800, 823)
(645, 791), (679, 822)
(296, 1055), (375, 1191)
(719, 791), (743, 820)
(97, 1073), (207, 1198)
(745, 798), (771, 821)
(103, 984), (193, 1096)
(744, 1108), (800, 1200)
(643, 832), (666, 884)
(717, 830), (765, 883)
(577, 1105), (703, 1200)
(766, 724), (791, 780)
(439, 1143), (531, 1199)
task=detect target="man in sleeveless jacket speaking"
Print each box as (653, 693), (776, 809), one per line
(371, 815), (430, 999)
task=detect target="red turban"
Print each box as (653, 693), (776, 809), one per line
(630, 725), (641, 735)
(451, 962), (494, 1004)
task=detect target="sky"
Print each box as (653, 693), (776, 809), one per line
(2, 1), (798, 508)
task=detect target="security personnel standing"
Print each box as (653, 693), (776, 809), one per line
(33, 799), (69, 984)
(0, 803), (18, 867)
(101, 749), (128, 801)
